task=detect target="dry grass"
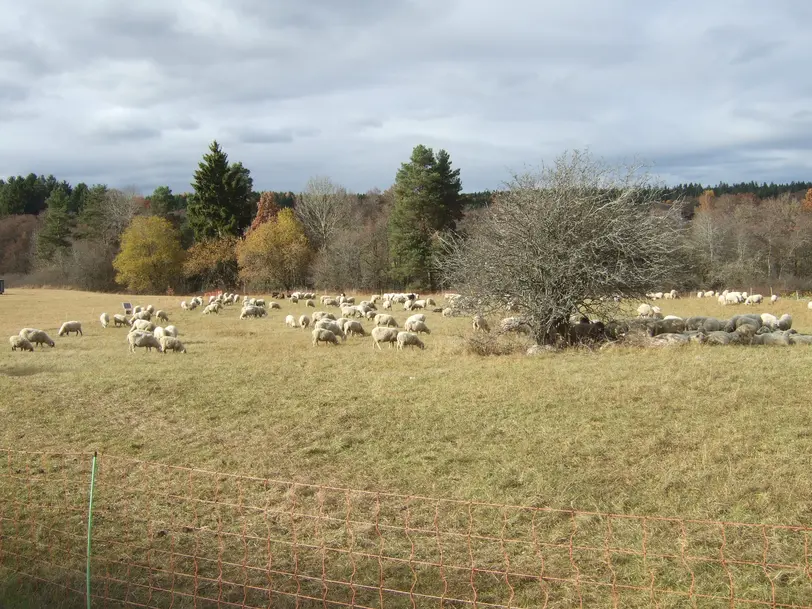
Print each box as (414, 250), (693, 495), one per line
(1, 289), (811, 607)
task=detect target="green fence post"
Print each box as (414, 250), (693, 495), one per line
(86, 451), (98, 609)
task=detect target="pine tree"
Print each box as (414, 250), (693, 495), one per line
(36, 189), (73, 262)
(388, 145), (463, 289)
(187, 141), (254, 241)
(147, 186), (177, 217)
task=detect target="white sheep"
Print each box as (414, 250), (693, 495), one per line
(155, 310), (169, 322)
(312, 328), (339, 346)
(696, 291), (703, 298)
(305, 299), (316, 308)
(113, 314), (129, 327)
(374, 313), (398, 328)
(770, 294), (779, 304)
(299, 315), (311, 329)
(405, 320), (431, 334)
(285, 315), (298, 328)
(472, 314), (490, 332)
(131, 319), (156, 332)
(371, 326), (399, 350)
(744, 294), (763, 305)
(240, 305), (266, 319)
(100, 313), (110, 328)
(343, 320), (367, 337)
(442, 308), (456, 317)
(269, 302), (281, 310)
(145, 305), (155, 314)
(128, 331), (162, 353)
(312, 311), (335, 322)
(760, 313), (779, 330)
(396, 331), (425, 350)
(58, 321), (83, 337)
(9, 335), (34, 352)
(637, 304), (654, 317)
(405, 314), (426, 325)
(159, 335), (186, 354)
(19, 328), (55, 348)
(153, 327), (166, 340)
(164, 325), (179, 337)
(382, 300), (392, 310)
(315, 320), (346, 341)
(202, 302), (220, 315)
(133, 310), (152, 321)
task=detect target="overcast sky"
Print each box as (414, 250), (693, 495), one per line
(1, 0), (810, 194)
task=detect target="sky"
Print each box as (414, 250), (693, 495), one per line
(1, 0), (811, 194)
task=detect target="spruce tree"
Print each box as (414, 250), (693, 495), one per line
(187, 141), (253, 241)
(388, 145), (463, 289)
(36, 188), (73, 262)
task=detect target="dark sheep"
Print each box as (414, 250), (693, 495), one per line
(685, 316), (708, 331)
(647, 318), (686, 337)
(701, 318), (725, 333)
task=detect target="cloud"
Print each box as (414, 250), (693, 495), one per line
(0, 0), (811, 195)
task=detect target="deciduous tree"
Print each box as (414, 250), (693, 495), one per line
(113, 216), (185, 293)
(182, 236), (239, 290)
(440, 150), (688, 345)
(237, 208), (311, 290)
(294, 176), (354, 250)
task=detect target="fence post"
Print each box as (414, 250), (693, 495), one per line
(86, 451), (98, 609)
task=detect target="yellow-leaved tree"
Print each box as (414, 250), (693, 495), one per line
(237, 208), (311, 290)
(182, 236), (239, 289)
(113, 216), (185, 293)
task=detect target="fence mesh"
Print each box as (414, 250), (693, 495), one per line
(1, 449), (810, 608)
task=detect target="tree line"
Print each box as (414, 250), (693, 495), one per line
(1, 141), (811, 294)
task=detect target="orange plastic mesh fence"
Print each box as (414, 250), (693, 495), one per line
(1, 449), (810, 608)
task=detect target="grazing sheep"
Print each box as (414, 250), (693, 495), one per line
(637, 304), (654, 317)
(315, 320), (346, 341)
(153, 327), (166, 340)
(9, 335), (34, 352)
(312, 328), (339, 346)
(159, 335), (186, 353)
(133, 310), (152, 321)
(299, 315), (311, 329)
(405, 313), (426, 325)
(145, 305), (155, 314)
(343, 320), (367, 337)
(500, 317), (532, 334)
(371, 326), (399, 350)
(304, 299), (316, 308)
(100, 313), (110, 328)
(268, 302), (281, 310)
(744, 294), (763, 305)
(472, 314), (490, 332)
(19, 328), (55, 348)
(128, 331), (162, 353)
(396, 331), (425, 350)
(285, 315), (298, 328)
(131, 319), (156, 332)
(442, 308), (457, 317)
(155, 310), (169, 322)
(290, 296), (299, 304)
(164, 325), (179, 337)
(240, 305), (267, 319)
(113, 314), (129, 327)
(202, 303), (220, 315)
(405, 319), (430, 334)
(312, 311), (335, 322)
(382, 300), (392, 310)
(771, 294), (779, 304)
(58, 321), (83, 337)
(374, 313), (399, 328)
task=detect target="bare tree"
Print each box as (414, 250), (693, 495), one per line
(440, 150), (688, 345)
(294, 176), (354, 251)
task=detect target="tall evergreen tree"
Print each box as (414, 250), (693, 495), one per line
(187, 141), (253, 241)
(147, 185), (177, 217)
(388, 145), (463, 289)
(36, 188), (73, 261)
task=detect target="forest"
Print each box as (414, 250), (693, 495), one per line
(1, 140), (812, 294)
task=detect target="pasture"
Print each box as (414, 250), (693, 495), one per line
(1, 288), (812, 607)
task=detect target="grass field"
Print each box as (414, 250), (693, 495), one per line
(1, 288), (811, 607)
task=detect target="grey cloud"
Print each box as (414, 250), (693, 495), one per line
(237, 129), (294, 144)
(87, 125), (163, 143)
(0, 1), (811, 194)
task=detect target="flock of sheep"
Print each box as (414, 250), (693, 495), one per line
(9, 304), (185, 354)
(223, 291), (450, 350)
(11, 284), (812, 355)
